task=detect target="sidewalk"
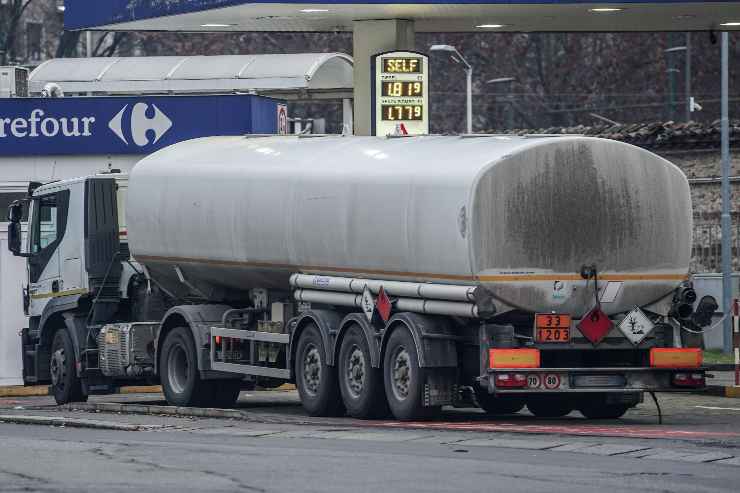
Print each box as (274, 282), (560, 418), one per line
(705, 370), (740, 398)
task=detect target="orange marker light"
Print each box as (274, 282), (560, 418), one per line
(649, 348), (702, 368)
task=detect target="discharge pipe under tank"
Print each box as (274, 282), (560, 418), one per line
(290, 274), (476, 302)
(293, 289), (481, 318)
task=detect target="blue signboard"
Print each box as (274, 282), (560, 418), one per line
(0, 95), (281, 156)
(65, 0), (737, 30)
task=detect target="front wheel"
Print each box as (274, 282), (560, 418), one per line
(50, 329), (87, 405)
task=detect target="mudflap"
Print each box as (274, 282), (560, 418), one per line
(424, 369), (456, 407)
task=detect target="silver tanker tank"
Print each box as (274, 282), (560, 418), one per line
(126, 135), (691, 317)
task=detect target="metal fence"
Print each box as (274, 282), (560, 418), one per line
(691, 211), (740, 273)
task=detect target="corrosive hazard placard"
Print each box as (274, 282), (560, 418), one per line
(277, 104), (288, 135)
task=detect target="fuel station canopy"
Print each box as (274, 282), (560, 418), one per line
(65, 1), (740, 33)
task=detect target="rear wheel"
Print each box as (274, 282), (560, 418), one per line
(579, 402), (630, 419)
(205, 380), (242, 408)
(50, 329), (87, 405)
(383, 327), (440, 421)
(474, 387), (525, 415)
(295, 323), (344, 417)
(526, 396), (573, 418)
(160, 326), (211, 407)
(338, 325), (388, 418)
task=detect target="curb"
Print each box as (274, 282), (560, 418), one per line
(0, 386), (50, 397)
(0, 383), (295, 398)
(63, 402), (248, 420)
(0, 414), (163, 431)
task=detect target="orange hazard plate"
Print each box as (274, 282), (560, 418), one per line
(535, 313), (572, 343)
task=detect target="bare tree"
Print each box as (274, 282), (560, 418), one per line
(0, 0), (38, 64)
(55, 30), (80, 58)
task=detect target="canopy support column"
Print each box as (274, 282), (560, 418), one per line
(342, 98), (354, 135)
(352, 19), (415, 136)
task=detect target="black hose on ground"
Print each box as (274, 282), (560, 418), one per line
(649, 391), (663, 425)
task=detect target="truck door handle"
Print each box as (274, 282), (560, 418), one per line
(52, 280), (60, 293)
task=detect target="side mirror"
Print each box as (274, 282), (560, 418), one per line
(7, 200), (23, 223)
(7, 221), (22, 256)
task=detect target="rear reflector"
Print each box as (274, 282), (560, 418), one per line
(494, 373), (528, 388)
(672, 372), (705, 388)
(489, 349), (540, 369)
(650, 348), (702, 368)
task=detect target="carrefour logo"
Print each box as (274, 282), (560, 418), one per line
(0, 108), (96, 138)
(109, 103), (172, 146)
(0, 103), (172, 148)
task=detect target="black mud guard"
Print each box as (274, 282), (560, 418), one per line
(289, 310), (341, 369)
(381, 313), (458, 368)
(62, 312), (88, 375)
(336, 312), (382, 368)
(155, 304), (232, 373)
(37, 293), (82, 347)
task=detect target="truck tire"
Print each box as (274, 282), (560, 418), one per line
(526, 396), (573, 418)
(205, 380), (242, 409)
(160, 326), (211, 407)
(579, 402), (630, 420)
(50, 329), (87, 405)
(474, 387), (525, 415)
(295, 323), (344, 417)
(383, 326), (440, 421)
(338, 324), (388, 418)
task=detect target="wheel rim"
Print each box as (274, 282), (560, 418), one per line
(50, 348), (66, 389)
(345, 345), (366, 398)
(167, 344), (190, 395)
(302, 344), (321, 396)
(390, 346), (411, 401)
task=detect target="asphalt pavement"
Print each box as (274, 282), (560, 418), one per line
(1, 390), (740, 492)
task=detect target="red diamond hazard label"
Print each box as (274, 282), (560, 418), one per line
(577, 307), (613, 345)
(377, 286), (392, 322)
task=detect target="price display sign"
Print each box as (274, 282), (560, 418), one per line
(372, 51), (429, 136)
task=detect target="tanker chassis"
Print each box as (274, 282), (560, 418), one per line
(6, 135), (717, 420)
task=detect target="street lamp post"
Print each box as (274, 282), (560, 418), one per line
(664, 43), (690, 122)
(486, 77), (516, 129)
(720, 31), (732, 354)
(430, 44), (473, 134)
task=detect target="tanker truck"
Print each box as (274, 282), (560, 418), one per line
(6, 134), (717, 420)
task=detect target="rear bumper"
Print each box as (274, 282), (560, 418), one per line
(485, 367), (706, 394)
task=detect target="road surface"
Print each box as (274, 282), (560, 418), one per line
(0, 390), (739, 492)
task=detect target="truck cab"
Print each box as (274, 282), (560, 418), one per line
(7, 173), (133, 401)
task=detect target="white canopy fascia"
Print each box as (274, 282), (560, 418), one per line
(28, 53), (354, 100)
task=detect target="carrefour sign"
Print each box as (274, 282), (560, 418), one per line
(0, 94), (280, 156)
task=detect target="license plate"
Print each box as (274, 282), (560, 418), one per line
(572, 374), (626, 388)
(535, 313), (571, 343)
